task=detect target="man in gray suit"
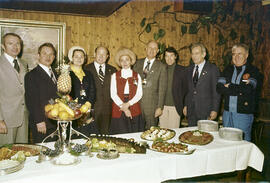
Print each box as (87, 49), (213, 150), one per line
(183, 43), (220, 126)
(0, 33), (28, 145)
(133, 41), (167, 129)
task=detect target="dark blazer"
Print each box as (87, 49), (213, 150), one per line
(84, 62), (116, 134)
(172, 64), (188, 116)
(70, 69), (96, 105)
(216, 63), (262, 114)
(25, 65), (58, 143)
(185, 61), (220, 126)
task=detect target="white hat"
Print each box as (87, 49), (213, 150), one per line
(68, 46), (86, 61)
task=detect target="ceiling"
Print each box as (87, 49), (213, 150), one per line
(0, 0), (130, 17)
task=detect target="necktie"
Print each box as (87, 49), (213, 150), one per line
(99, 65), (104, 85)
(193, 65), (199, 86)
(143, 61), (151, 74)
(13, 59), (20, 73)
(49, 68), (57, 84)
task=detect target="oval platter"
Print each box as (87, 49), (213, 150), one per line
(141, 127), (176, 141)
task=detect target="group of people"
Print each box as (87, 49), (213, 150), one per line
(0, 32), (261, 145)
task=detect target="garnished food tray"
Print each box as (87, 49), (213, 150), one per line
(87, 135), (147, 154)
(149, 141), (195, 155)
(179, 130), (213, 145)
(141, 126), (175, 141)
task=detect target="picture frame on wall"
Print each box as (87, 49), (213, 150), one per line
(0, 18), (66, 70)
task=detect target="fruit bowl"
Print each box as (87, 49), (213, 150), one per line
(44, 94), (91, 121)
(46, 112), (82, 121)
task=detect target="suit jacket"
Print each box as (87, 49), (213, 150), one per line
(0, 54), (28, 128)
(84, 63), (116, 114)
(70, 69), (96, 105)
(185, 61), (220, 120)
(133, 58), (167, 112)
(25, 65), (58, 132)
(172, 64), (188, 116)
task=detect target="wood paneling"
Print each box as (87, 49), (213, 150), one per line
(0, 0), (269, 97)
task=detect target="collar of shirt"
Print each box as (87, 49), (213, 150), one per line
(94, 61), (105, 74)
(193, 60), (206, 77)
(121, 68), (132, 79)
(143, 58), (155, 70)
(39, 63), (52, 77)
(4, 52), (19, 67)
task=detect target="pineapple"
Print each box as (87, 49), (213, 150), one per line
(57, 64), (72, 94)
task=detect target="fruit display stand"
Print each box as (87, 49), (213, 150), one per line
(38, 118), (91, 165)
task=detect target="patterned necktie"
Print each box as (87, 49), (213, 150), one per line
(49, 68), (57, 84)
(13, 59), (20, 73)
(193, 65), (199, 86)
(99, 65), (104, 85)
(143, 61), (151, 74)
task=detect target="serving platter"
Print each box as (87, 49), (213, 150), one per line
(0, 159), (25, 176)
(11, 144), (47, 156)
(141, 127), (176, 141)
(179, 130), (213, 145)
(149, 141), (195, 155)
(46, 112), (82, 121)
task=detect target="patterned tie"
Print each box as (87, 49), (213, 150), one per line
(99, 65), (104, 85)
(13, 59), (20, 73)
(49, 68), (57, 84)
(193, 65), (199, 86)
(143, 61), (151, 74)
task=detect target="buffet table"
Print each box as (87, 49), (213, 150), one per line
(0, 127), (264, 183)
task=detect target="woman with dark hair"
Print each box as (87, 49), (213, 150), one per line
(68, 46), (98, 136)
(159, 46), (187, 128)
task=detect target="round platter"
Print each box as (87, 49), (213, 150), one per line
(149, 147), (196, 155)
(0, 160), (25, 176)
(179, 130), (214, 145)
(96, 153), (119, 160)
(141, 127), (176, 141)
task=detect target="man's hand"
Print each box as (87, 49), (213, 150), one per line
(0, 120), (7, 134)
(209, 111), (217, 120)
(183, 106), (187, 116)
(36, 122), (46, 134)
(224, 83), (230, 88)
(154, 108), (163, 118)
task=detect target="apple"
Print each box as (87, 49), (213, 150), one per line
(74, 109), (81, 117)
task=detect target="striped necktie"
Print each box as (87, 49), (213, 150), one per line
(99, 65), (104, 85)
(49, 68), (57, 84)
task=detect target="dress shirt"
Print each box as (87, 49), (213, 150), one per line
(39, 63), (54, 78)
(143, 58), (155, 71)
(193, 60), (206, 78)
(111, 68), (142, 107)
(94, 61), (105, 75)
(4, 52), (20, 68)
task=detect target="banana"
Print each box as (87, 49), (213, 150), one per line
(58, 101), (74, 117)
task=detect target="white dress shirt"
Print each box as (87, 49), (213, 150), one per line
(39, 63), (53, 78)
(110, 68), (142, 107)
(94, 61), (105, 75)
(4, 52), (20, 67)
(143, 58), (155, 71)
(193, 60), (206, 78)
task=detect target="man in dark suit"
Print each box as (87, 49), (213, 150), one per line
(25, 43), (58, 143)
(133, 41), (167, 129)
(0, 33), (28, 145)
(84, 46), (116, 134)
(183, 43), (220, 126)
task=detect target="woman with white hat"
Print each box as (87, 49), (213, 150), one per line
(68, 46), (99, 136)
(110, 48), (145, 134)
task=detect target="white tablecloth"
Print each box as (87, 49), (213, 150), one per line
(0, 127), (264, 183)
